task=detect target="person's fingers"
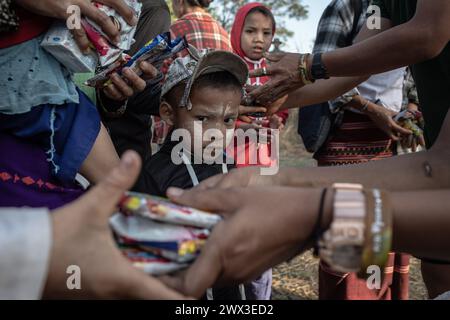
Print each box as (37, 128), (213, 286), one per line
(99, 0), (138, 26)
(110, 73), (134, 97)
(76, 150), (142, 220)
(238, 105), (267, 115)
(244, 84), (259, 94)
(238, 115), (253, 123)
(123, 268), (188, 299)
(77, 1), (121, 44)
(104, 84), (126, 101)
(247, 84), (271, 104)
(393, 122), (412, 136)
(263, 52), (285, 63)
(195, 174), (225, 190)
(122, 68), (146, 92)
(412, 138), (418, 153)
(70, 27), (92, 54)
(166, 187), (238, 213)
(406, 135), (413, 149)
(181, 228), (224, 297)
(418, 135), (426, 148)
(249, 65), (274, 78)
(139, 61), (159, 80)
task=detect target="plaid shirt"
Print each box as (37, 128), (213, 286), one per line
(170, 11), (231, 53)
(402, 68), (419, 108)
(312, 0), (370, 55)
(313, 0), (371, 112)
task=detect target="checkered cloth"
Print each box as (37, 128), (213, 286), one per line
(312, 0), (370, 55)
(170, 11), (231, 53)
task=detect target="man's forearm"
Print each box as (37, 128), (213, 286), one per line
(276, 146), (450, 192)
(282, 76), (367, 110)
(391, 190), (450, 261)
(322, 1), (449, 77)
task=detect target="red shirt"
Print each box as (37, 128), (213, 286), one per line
(0, 6), (51, 49)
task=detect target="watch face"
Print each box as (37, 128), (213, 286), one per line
(332, 246), (363, 271)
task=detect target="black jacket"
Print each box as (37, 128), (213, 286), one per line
(133, 138), (235, 196)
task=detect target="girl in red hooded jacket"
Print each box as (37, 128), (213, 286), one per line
(229, 2), (288, 169)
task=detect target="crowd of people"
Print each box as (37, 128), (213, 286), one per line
(0, 0), (449, 301)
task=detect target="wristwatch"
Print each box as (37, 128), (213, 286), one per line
(318, 183), (366, 273)
(311, 53), (330, 80)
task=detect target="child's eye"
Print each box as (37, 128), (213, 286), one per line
(245, 29), (254, 34)
(224, 118), (236, 125)
(196, 116), (208, 122)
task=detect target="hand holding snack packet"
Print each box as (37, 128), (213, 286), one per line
(86, 33), (188, 88)
(394, 109), (426, 152)
(110, 191), (222, 275)
(41, 0), (141, 72)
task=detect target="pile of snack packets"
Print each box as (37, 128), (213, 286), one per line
(110, 192), (222, 276)
(41, 0), (188, 83)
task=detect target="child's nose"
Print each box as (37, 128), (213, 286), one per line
(254, 32), (264, 43)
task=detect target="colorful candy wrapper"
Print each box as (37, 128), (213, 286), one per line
(394, 109), (424, 137)
(118, 236), (202, 263)
(119, 191), (222, 229)
(110, 214), (209, 262)
(86, 0), (142, 51)
(85, 32), (188, 88)
(81, 19), (122, 66)
(120, 247), (188, 275)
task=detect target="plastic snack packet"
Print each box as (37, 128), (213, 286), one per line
(394, 109), (425, 137)
(41, 22), (99, 73)
(119, 192), (222, 229)
(110, 214), (209, 261)
(120, 247), (188, 275)
(86, 0), (142, 51)
(118, 236), (203, 263)
(81, 19), (122, 66)
(85, 32), (188, 88)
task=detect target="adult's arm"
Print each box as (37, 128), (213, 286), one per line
(165, 185), (450, 297)
(98, 0), (171, 115)
(250, 0), (450, 107)
(191, 110), (450, 192)
(323, 0), (450, 76)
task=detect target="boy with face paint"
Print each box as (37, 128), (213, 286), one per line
(134, 49), (271, 300)
(134, 49), (246, 197)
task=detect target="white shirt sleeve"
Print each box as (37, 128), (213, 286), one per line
(0, 208), (52, 299)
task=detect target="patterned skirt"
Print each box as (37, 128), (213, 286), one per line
(315, 112), (394, 166)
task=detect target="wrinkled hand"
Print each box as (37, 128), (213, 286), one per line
(43, 151), (187, 299)
(103, 61), (159, 101)
(365, 103), (412, 141)
(16, 0), (138, 53)
(162, 186), (327, 297)
(248, 52), (307, 106)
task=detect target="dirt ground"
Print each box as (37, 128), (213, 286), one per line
(272, 110), (428, 300)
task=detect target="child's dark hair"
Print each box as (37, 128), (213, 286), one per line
(186, 0), (213, 9)
(163, 71), (243, 107)
(248, 6), (276, 30)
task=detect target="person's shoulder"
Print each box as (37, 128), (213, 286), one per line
(140, 0), (170, 13)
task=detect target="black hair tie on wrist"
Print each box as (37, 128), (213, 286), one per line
(313, 188), (328, 257)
